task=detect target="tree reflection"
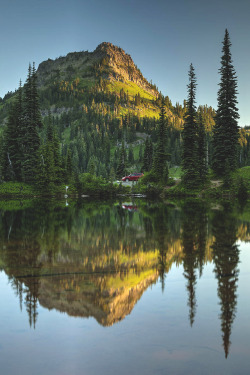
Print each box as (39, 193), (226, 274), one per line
(0, 200), (74, 328)
(0, 197), (245, 352)
(181, 201), (208, 326)
(211, 202), (240, 358)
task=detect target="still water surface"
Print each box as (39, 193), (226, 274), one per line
(0, 199), (249, 375)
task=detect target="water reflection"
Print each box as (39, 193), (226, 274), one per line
(0, 198), (249, 358)
(212, 202), (240, 358)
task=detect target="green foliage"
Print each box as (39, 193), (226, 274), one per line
(78, 173), (128, 197)
(1, 83), (23, 181)
(0, 182), (36, 196)
(22, 64), (41, 183)
(197, 113), (208, 184)
(116, 141), (127, 178)
(152, 102), (169, 184)
(166, 177), (176, 186)
(237, 177), (248, 200)
(139, 170), (159, 185)
(223, 160), (232, 188)
(1, 65), (43, 184)
(142, 137), (153, 172)
(169, 166), (182, 179)
(212, 29), (240, 176)
(181, 64), (199, 188)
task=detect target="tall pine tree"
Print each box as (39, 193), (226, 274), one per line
(153, 101), (168, 183)
(182, 64), (199, 188)
(2, 81), (23, 181)
(212, 29), (239, 176)
(22, 64), (41, 183)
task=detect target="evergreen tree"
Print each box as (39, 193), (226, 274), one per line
(212, 29), (239, 176)
(2, 81), (23, 181)
(197, 113), (208, 184)
(123, 114), (129, 139)
(138, 144), (144, 163)
(182, 64), (199, 188)
(128, 144), (134, 164)
(31, 63), (43, 129)
(116, 141), (127, 178)
(142, 137), (153, 172)
(37, 111), (64, 191)
(142, 138), (149, 172)
(52, 126), (63, 184)
(109, 166), (116, 182)
(22, 64), (41, 183)
(148, 138), (153, 171)
(65, 149), (73, 182)
(87, 155), (97, 175)
(153, 101), (168, 183)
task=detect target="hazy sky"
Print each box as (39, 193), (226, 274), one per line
(1, 0), (250, 126)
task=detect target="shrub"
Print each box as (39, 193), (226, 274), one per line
(166, 177), (176, 187)
(78, 173), (130, 197)
(237, 177), (248, 200)
(139, 171), (159, 185)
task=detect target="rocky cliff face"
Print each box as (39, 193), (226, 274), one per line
(93, 42), (158, 96)
(36, 42), (158, 97)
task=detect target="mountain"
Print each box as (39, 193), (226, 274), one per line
(35, 41), (176, 121)
(0, 42), (218, 178)
(37, 42), (158, 97)
(0, 42), (217, 129)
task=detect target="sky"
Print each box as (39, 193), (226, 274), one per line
(1, 0), (250, 126)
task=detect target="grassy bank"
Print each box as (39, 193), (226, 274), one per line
(0, 175), (131, 199)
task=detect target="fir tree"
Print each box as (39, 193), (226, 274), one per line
(22, 64), (41, 183)
(182, 64), (199, 188)
(142, 137), (153, 172)
(87, 155), (97, 175)
(212, 29), (239, 176)
(142, 137), (150, 172)
(153, 101), (168, 183)
(2, 81), (23, 181)
(197, 113), (208, 184)
(116, 141), (127, 178)
(37, 111), (63, 191)
(31, 63), (43, 129)
(65, 149), (73, 183)
(128, 144), (134, 164)
(109, 166), (116, 182)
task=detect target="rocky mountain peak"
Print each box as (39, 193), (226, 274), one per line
(92, 42), (157, 96)
(35, 42), (158, 97)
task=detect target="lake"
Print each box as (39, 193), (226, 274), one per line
(0, 198), (249, 375)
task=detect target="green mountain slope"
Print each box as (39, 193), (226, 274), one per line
(0, 42), (183, 123)
(35, 42), (178, 121)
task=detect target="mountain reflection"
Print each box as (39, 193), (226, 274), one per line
(0, 199), (249, 357)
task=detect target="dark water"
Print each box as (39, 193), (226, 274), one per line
(0, 198), (249, 375)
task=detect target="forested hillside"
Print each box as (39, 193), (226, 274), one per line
(1, 42), (250, 186)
